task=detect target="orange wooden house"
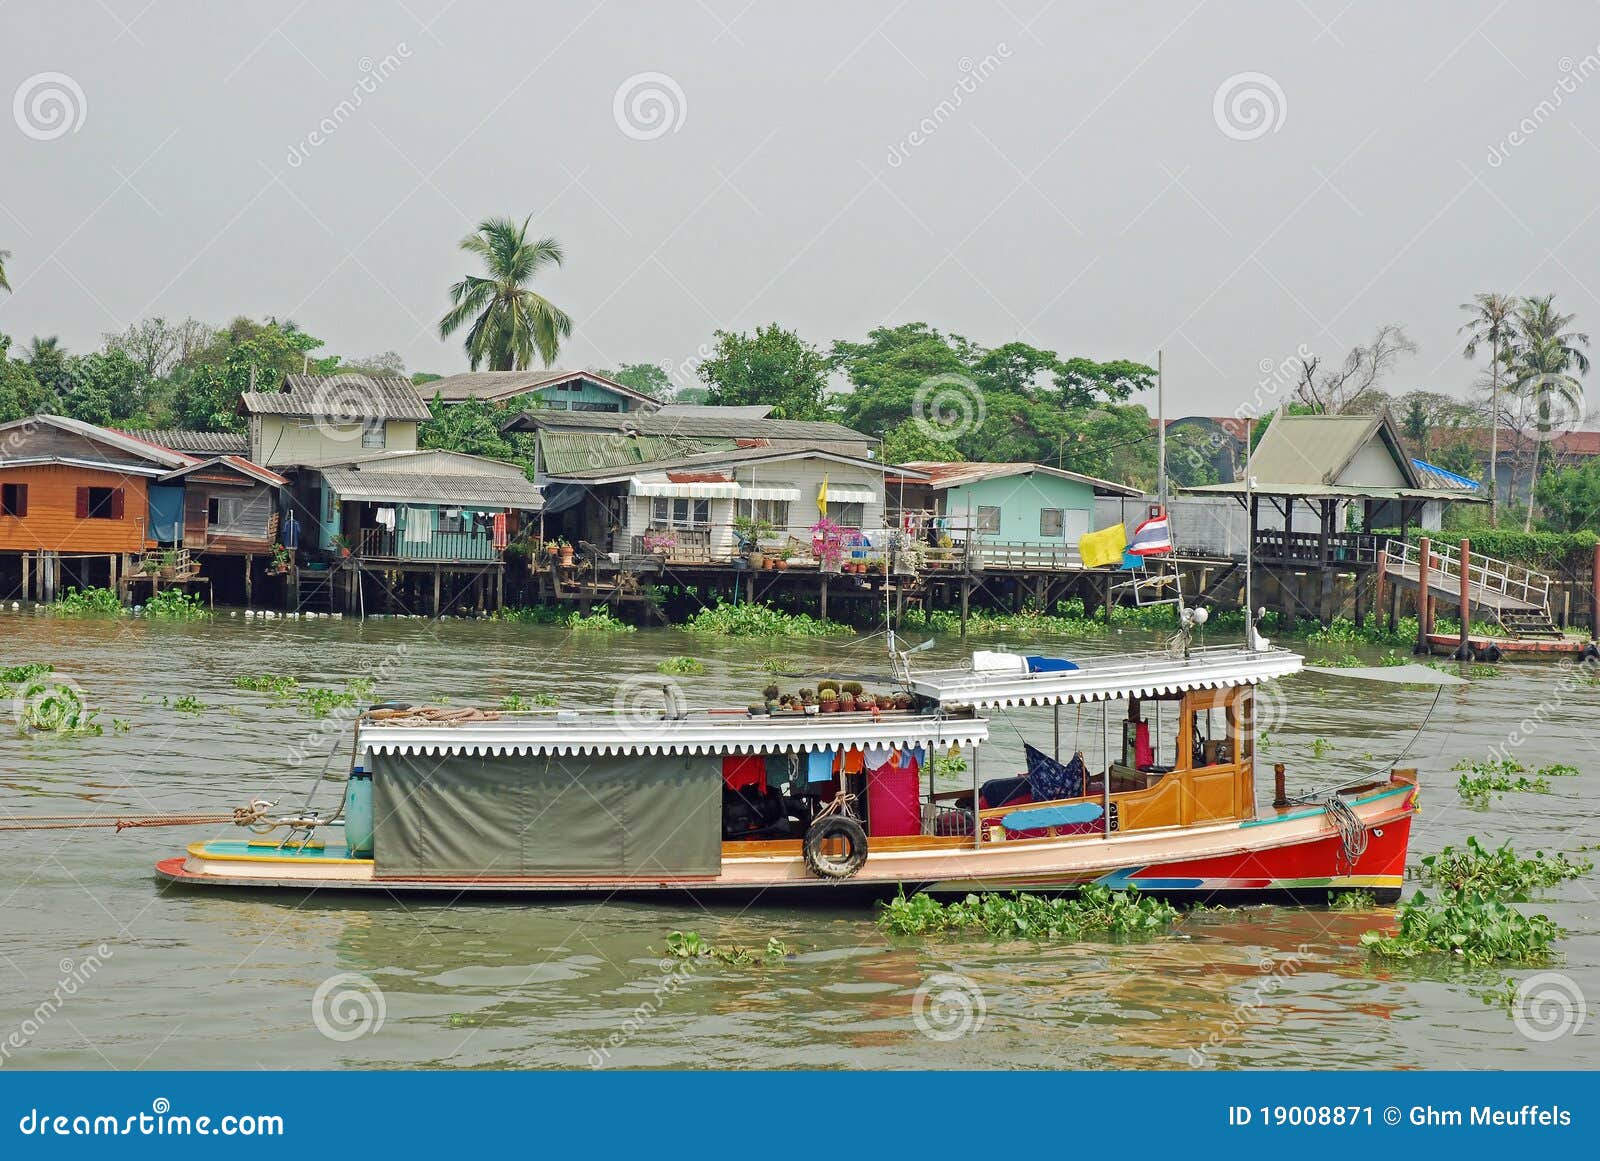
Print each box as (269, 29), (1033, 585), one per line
(0, 414), (190, 600)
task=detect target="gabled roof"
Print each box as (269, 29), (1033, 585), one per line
(0, 414), (192, 473)
(422, 369), (661, 408)
(1185, 412), (1485, 502)
(549, 444), (919, 484)
(887, 460), (1142, 497)
(1410, 458), (1480, 492)
(656, 403), (773, 419)
(240, 375), (432, 420)
(307, 449), (542, 510)
(158, 455), (288, 488)
(119, 428), (249, 456)
(502, 408), (875, 444)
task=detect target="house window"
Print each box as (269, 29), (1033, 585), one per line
(651, 497), (710, 529)
(976, 505), (1001, 534)
(571, 401), (621, 412)
(737, 498), (791, 528)
(826, 501), (864, 528)
(1, 483), (26, 517)
(1040, 508), (1064, 537)
(361, 421), (386, 449)
(79, 486), (123, 520)
(208, 496), (245, 528)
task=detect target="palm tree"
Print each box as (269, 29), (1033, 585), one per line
(1459, 292), (1516, 524)
(0, 249), (11, 293)
(1506, 294), (1590, 531)
(439, 216), (572, 371)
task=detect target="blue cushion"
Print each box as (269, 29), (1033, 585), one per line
(1025, 656), (1079, 673)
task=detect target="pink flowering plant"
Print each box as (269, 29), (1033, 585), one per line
(810, 517), (847, 569)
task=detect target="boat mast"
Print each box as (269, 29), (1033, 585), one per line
(1156, 348), (1167, 514)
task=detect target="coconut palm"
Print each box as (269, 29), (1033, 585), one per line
(1459, 292), (1516, 524)
(438, 216), (572, 371)
(1505, 295), (1589, 531)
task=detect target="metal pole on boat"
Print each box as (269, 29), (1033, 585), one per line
(972, 738), (982, 849)
(1053, 702), (1060, 762)
(1101, 700), (1111, 836)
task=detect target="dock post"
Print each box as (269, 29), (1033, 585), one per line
(1273, 763), (1288, 807)
(432, 565), (441, 618)
(1415, 536), (1431, 654)
(960, 576), (970, 639)
(1592, 542), (1600, 639)
(244, 553), (253, 608)
(1455, 538), (1472, 660)
(820, 573), (829, 623)
(1374, 546), (1386, 630)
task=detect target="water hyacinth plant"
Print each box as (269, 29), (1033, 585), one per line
(1414, 837), (1592, 899)
(1360, 893), (1560, 966)
(656, 656), (706, 675)
(878, 886), (1179, 941)
(685, 599), (852, 637)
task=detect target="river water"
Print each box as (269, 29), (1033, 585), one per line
(1, 611), (1595, 1070)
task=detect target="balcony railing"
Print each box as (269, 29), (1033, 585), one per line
(356, 527), (500, 562)
(1253, 530), (1386, 567)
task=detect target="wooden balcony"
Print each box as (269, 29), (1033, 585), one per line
(355, 527), (500, 563)
(1253, 530), (1387, 568)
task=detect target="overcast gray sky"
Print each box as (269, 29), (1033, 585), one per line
(3, 1), (1599, 416)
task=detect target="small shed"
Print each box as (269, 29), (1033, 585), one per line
(154, 456), (287, 554)
(886, 462), (1141, 549)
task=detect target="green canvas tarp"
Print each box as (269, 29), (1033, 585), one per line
(369, 750), (722, 878)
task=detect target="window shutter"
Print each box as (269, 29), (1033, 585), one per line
(75, 487), (89, 519)
(111, 488), (125, 520)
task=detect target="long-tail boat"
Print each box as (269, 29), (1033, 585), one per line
(157, 628), (1420, 904)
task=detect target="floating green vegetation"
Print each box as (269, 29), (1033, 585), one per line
(0, 662), (52, 683)
(15, 680), (102, 736)
(296, 678), (374, 719)
(1453, 757), (1551, 803)
(1379, 650), (1409, 667)
(1328, 889), (1379, 911)
(661, 930), (790, 966)
(1360, 893), (1560, 965)
(685, 600), (851, 637)
(50, 587), (123, 616)
(490, 604), (566, 625)
(878, 886), (1179, 941)
(564, 608), (635, 633)
(163, 694), (206, 714)
(1311, 737), (1333, 758)
(499, 692), (558, 710)
(1538, 762), (1581, 779)
(656, 656), (706, 675)
(1414, 837), (1592, 900)
(144, 589), (211, 620)
(232, 673), (301, 697)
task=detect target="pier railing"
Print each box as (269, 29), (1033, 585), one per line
(1385, 539), (1551, 612)
(1254, 530), (1385, 567)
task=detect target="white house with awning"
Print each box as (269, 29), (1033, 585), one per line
(544, 446), (922, 559)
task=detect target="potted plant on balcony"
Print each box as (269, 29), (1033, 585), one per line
(331, 535), (352, 561)
(733, 515), (774, 570)
(774, 543), (794, 571)
(643, 531), (676, 558)
(268, 544), (292, 576)
(557, 539), (574, 567)
(809, 517), (847, 575)
(818, 687), (839, 713)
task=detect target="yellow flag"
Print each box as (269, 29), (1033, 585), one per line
(817, 474), (829, 517)
(1078, 522), (1128, 569)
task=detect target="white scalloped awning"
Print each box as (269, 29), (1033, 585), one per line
(630, 475), (740, 498)
(740, 486), (801, 501)
(358, 714), (988, 759)
(825, 487), (877, 504)
(911, 645), (1303, 708)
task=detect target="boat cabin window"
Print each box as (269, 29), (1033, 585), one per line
(1189, 703), (1238, 768)
(1122, 697), (1179, 774)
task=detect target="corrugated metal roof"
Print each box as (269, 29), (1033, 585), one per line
(316, 450), (541, 509)
(888, 460), (1141, 496)
(159, 455), (288, 487)
(551, 444), (915, 483)
(0, 414), (191, 469)
(240, 375), (431, 420)
(1410, 458), (1480, 491)
(537, 431), (738, 476)
(424, 369), (659, 407)
(505, 408), (874, 444)
(120, 428), (248, 455)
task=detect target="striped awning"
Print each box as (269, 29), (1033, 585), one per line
(741, 486), (802, 501)
(826, 487), (877, 504)
(630, 475), (740, 499)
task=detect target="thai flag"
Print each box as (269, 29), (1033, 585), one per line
(1128, 512), (1173, 556)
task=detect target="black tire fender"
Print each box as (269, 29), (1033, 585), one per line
(803, 815), (869, 880)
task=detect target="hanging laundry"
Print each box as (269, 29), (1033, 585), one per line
(492, 511), (508, 550)
(806, 749), (835, 783)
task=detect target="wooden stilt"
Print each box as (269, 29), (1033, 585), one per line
(432, 565), (442, 618)
(244, 553), (253, 607)
(960, 575), (970, 638)
(820, 573), (829, 623)
(1456, 538), (1471, 659)
(1415, 535), (1431, 653)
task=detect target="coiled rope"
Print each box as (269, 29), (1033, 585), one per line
(1322, 794), (1370, 872)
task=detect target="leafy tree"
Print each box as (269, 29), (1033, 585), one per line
(1460, 292), (1517, 523)
(697, 324), (832, 420)
(439, 216), (571, 371)
(1506, 295), (1590, 530)
(1534, 458), (1600, 533)
(417, 395), (531, 474)
(60, 350), (151, 425)
(1165, 424), (1226, 487)
(102, 317), (213, 380)
(0, 334), (52, 422)
(24, 335), (71, 399)
(596, 362), (672, 400)
(1292, 324), (1415, 414)
(333, 350), (407, 378)
(880, 417), (964, 464)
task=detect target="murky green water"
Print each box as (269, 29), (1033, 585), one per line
(1, 611), (1595, 1069)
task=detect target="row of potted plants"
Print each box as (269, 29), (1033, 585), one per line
(746, 681), (917, 716)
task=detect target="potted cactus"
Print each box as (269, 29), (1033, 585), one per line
(838, 690), (857, 713)
(819, 688), (839, 713)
